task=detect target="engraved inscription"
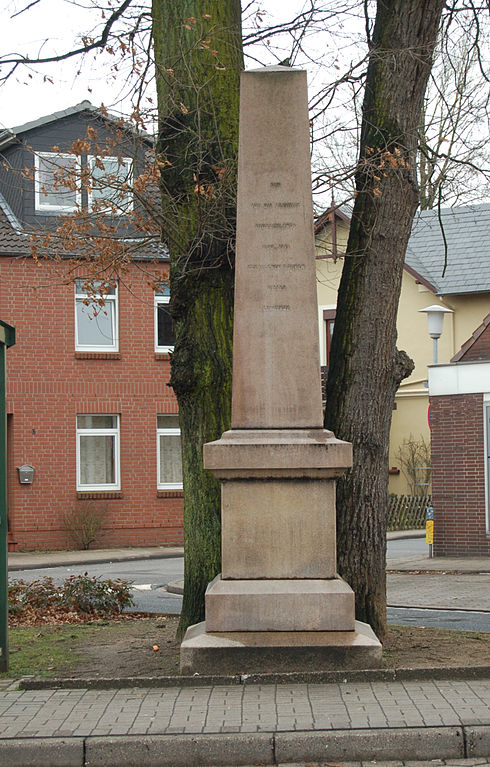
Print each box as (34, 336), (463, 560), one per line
(263, 304), (290, 311)
(255, 222), (296, 229)
(267, 284), (287, 290)
(251, 201), (300, 209)
(247, 263), (305, 271)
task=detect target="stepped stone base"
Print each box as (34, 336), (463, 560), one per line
(180, 620), (382, 675)
(205, 575), (355, 632)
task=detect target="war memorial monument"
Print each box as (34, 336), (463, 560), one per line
(180, 66), (382, 673)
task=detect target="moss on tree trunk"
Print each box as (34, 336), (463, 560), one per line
(152, 0), (243, 637)
(325, 0), (445, 639)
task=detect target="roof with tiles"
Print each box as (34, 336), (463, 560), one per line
(0, 198), (29, 255)
(405, 204), (490, 296)
(0, 101), (153, 151)
(0, 194), (168, 261)
(451, 312), (490, 362)
(316, 202), (490, 296)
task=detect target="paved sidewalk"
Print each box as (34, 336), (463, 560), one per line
(7, 545), (184, 571)
(0, 678), (488, 766)
(387, 573), (490, 612)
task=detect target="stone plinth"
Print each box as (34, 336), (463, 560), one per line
(204, 429), (352, 580)
(205, 575), (355, 632)
(181, 621), (382, 675)
(203, 429), (352, 479)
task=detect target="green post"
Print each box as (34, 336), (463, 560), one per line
(0, 321), (15, 672)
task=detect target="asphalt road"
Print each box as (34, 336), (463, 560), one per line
(9, 538), (489, 630)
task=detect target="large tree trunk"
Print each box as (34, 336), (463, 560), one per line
(325, 0), (444, 639)
(152, 0), (243, 638)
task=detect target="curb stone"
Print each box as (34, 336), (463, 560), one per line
(18, 664), (490, 690)
(0, 737), (83, 767)
(1, 727), (486, 767)
(275, 727), (465, 763)
(84, 733), (275, 767)
(467, 726), (490, 757)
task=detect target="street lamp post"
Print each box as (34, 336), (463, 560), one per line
(419, 304), (454, 364)
(418, 305), (453, 559)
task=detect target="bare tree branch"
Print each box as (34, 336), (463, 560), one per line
(0, 0), (135, 80)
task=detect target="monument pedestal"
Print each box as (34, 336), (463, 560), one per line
(180, 427), (382, 673)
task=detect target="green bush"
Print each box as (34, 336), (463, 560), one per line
(61, 573), (134, 615)
(8, 574), (134, 619)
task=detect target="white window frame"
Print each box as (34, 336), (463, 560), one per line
(318, 304), (336, 367)
(76, 414), (120, 491)
(87, 155), (133, 212)
(35, 152), (81, 212)
(154, 290), (174, 353)
(157, 415), (183, 490)
(75, 281), (119, 352)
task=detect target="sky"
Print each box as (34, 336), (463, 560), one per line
(0, 0), (347, 132)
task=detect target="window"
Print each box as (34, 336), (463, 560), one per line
(323, 309), (336, 365)
(88, 155), (132, 212)
(157, 415), (183, 489)
(35, 152), (81, 212)
(75, 280), (118, 352)
(155, 285), (175, 352)
(76, 415), (120, 490)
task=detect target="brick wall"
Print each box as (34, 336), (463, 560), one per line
(2, 256), (184, 551)
(430, 392), (490, 556)
(461, 323), (490, 362)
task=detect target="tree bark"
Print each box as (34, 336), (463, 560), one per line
(152, 0), (243, 638)
(325, 0), (444, 639)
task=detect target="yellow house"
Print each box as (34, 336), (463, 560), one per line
(315, 203), (490, 495)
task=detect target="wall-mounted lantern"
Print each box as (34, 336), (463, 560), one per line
(17, 464), (34, 484)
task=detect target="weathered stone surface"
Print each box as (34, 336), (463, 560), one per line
(203, 428), (352, 479)
(274, 728), (465, 764)
(220, 479), (337, 578)
(85, 733), (274, 767)
(231, 67), (322, 430)
(180, 620), (382, 675)
(205, 575), (355, 631)
(185, 66), (376, 675)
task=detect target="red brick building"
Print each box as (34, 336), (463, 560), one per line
(0, 103), (183, 550)
(429, 314), (490, 556)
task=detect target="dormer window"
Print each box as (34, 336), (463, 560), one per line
(35, 152), (81, 212)
(88, 155), (133, 213)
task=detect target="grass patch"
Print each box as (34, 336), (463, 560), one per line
(3, 623), (104, 678)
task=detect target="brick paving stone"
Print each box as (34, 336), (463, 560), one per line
(0, 679), (487, 741)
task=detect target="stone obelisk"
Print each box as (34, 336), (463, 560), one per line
(180, 67), (381, 673)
